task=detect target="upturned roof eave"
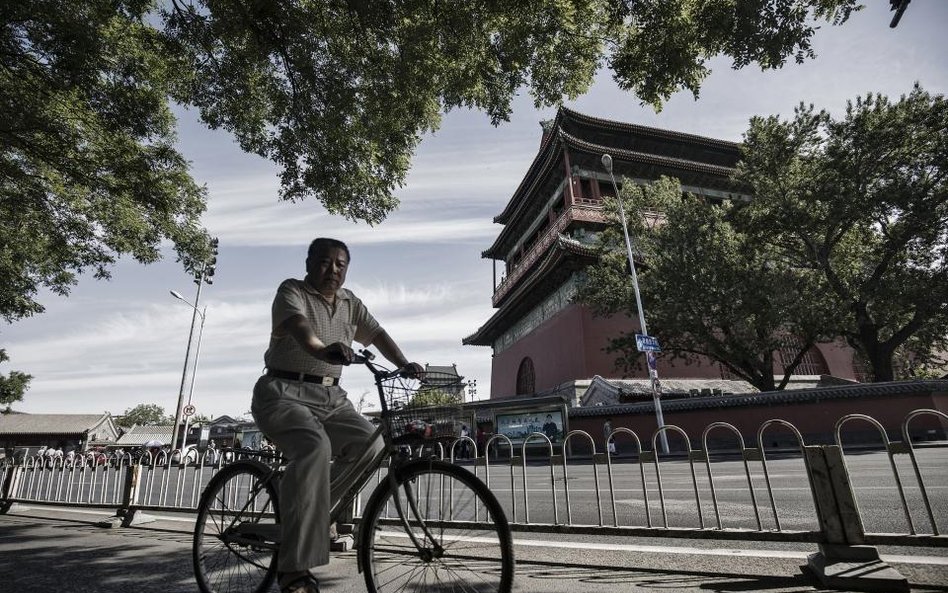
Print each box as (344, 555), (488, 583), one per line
(560, 106), (742, 151)
(482, 127), (744, 261)
(491, 111), (568, 227)
(464, 237), (597, 346)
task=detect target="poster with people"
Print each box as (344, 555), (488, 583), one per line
(495, 409), (564, 444)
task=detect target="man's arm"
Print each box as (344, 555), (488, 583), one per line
(279, 314), (351, 363)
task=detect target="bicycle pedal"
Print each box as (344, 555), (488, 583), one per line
(330, 534), (353, 552)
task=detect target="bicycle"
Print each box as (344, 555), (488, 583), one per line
(192, 350), (514, 593)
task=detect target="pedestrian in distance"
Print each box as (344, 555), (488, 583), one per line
(476, 426), (486, 457)
(459, 424), (470, 459)
(603, 418), (616, 455)
(250, 237), (423, 593)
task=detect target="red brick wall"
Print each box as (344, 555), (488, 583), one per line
(491, 304), (735, 398)
(566, 386), (948, 454)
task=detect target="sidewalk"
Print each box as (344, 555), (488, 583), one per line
(1, 505), (946, 593)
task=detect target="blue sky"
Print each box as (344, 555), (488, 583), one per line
(4, 2), (947, 420)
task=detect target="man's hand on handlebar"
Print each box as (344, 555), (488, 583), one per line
(400, 362), (425, 378)
(318, 342), (355, 365)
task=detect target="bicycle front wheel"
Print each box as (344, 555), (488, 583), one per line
(193, 460), (280, 593)
(358, 458), (514, 593)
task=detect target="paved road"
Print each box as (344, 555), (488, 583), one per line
(2, 505), (947, 593)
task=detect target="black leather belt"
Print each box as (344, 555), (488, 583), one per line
(266, 368), (340, 386)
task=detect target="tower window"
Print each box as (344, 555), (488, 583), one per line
(516, 357), (536, 395)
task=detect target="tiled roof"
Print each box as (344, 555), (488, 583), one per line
(560, 106), (741, 150)
(492, 106), (744, 227)
(0, 413), (111, 435)
(569, 380), (948, 417)
(115, 425), (174, 445)
(600, 377), (757, 396)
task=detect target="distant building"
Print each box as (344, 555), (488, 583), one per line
(113, 425), (174, 449)
(0, 413), (118, 457)
(423, 364), (466, 401)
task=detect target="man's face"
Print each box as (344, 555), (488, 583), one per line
(307, 247), (349, 296)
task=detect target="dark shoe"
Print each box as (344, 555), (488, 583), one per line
(280, 573), (319, 593)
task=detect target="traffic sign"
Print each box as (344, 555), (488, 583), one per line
(183, 404), (196, 417)
(635, 334), (661, 352)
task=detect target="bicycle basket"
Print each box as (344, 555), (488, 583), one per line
(381, 371), (466, 442)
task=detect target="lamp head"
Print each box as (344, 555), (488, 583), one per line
(170, 290), (185, 300)
(601, 153), (613, 174)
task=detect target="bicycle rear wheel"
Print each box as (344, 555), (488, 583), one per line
(358, 458), (514, 593)
(193, 460), (280, 593)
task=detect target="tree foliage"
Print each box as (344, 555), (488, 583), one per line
(116, 403), (174, 428)
(578, 178), (836, 392)
(3, 0), (862, 401)
(411, 387), (462, 408)
(1, 0), (211, 324)
(580, 85), (948, 387)
(0, 349), (32, 409)
(736, 84), (948, 382)
(187, 412), (214, 425)
(161, 0), (859, 223)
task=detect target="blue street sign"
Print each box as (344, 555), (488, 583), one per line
(635, 334), (661, 352)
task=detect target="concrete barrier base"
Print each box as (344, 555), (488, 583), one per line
(330, 534), (353, 552)
(803, 544), (909, 593)
(95, 508), (157, 528)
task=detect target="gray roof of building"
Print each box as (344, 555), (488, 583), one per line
(602, 378), (758, 395)
(0, 413), (111, 435)
(115, 425), (174, 445)
(570, 379), (948, 417)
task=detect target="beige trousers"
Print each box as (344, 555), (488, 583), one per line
(251, 374), (382, 572)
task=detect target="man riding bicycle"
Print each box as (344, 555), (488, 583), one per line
(251, 237), (423, 593)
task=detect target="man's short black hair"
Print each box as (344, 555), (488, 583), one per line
(307, 238), (350, 263)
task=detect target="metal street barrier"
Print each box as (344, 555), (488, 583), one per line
(2, 410), (946, 593)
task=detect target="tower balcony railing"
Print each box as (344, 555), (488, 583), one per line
(492, 203), (604, 306)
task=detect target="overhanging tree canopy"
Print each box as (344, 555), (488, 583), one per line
(2, 0), (862, 402)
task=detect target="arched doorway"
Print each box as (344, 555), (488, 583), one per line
(516, 357), (536, 395)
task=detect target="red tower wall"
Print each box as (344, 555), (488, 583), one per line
(490, 303), (728, 398)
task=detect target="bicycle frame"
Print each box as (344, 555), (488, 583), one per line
(214, 352), (449, 567)
(329, 352), (452, 566)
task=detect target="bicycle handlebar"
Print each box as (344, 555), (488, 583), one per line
(349, 349), (417, 380)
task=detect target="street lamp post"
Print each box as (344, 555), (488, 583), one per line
(171, 290), (206, 453)
(170, 278), (204, 454)
(601, 154), (669, 454)
(169, 238), (218, 454)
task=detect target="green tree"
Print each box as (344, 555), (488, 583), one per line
(0, 349), (32, 410)
(411, 388), (462, 408)
(578, 178), (836, 392)
(2, 1), (212, 325)
(736, 85), (948, 382)
(187, 412), (214, 425)
(116, 403), (174, 428)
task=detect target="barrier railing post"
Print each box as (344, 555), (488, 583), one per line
(94, 462), (155, 528)
(803, 445), (909, 592)
(1, 465), (24, 513)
